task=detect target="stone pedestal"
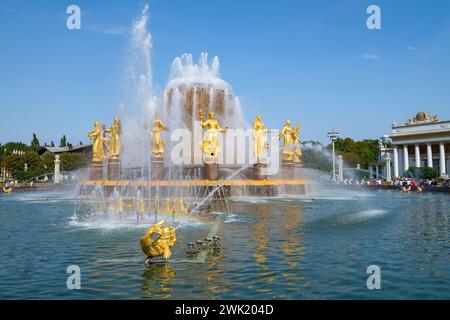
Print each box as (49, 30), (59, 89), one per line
(281, 159), (294, 179)
(151, 155), (165, 180)
(204, 163), (219, 180)
(253, 163), (267, 180)
(293, 161), (302, 178)
(90, 160), (103, 180)
(107, 158), (121, 181)
(54, 154), (61, 184)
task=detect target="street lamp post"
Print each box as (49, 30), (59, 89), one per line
(327, 130), (339, 181)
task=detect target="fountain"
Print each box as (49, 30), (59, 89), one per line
(75, 5), (311, 237)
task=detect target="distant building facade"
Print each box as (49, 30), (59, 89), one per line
(373, 112), (450, 179)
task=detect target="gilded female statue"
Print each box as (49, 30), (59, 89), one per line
(198, 110), (228, 160)
(103, 117), (121, 160)
(252, 115), (268, 161)
(145, 113), (168, 157)
(292, 124), (302, 163)
(88, 121), (104, 162)
(293, 137), (302, 164)
(279, 120), (295, 161)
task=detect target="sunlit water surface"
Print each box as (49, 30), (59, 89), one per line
(0, 188), (448, 299)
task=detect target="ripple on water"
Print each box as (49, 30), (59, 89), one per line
(0, 190), (449, 299)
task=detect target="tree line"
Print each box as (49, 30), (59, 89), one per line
(1, 134), (88, 181)
(301, 138), (380, 174)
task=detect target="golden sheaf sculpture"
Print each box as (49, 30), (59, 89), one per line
(140, 219), (177, 263)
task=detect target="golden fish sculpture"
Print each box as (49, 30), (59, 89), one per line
(140, 219), (176, 265)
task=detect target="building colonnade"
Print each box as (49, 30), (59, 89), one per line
(392, 142), (447, 177)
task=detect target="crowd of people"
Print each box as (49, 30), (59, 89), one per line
(337, 176), (450, 190)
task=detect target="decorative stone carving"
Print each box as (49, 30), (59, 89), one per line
(405, 112), (439, 126)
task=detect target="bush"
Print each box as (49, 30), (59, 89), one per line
(420, 167), (440, 179)
(404, 166), (439, 180)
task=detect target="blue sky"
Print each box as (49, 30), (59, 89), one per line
(1, 0), (450, 145)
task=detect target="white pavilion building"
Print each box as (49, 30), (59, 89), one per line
(380, 112), (450, 179)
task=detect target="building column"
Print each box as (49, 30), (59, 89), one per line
(439, 143), (446, 176)
(415, 144), (421, 168)
(369, 166), (373, 178)
(393, 146), (399, 177)
(426, 144), (433, 168)
(385, 152), (392, 182)
(403, 145), (409, 173)
(375, 166), (379, 179)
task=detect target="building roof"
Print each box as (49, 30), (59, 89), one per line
(389, 113), (450, 145)
(38, 144), (92, 155)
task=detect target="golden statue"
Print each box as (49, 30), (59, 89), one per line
(293, 124), (302, 164)
(112, 198), (125, 214)
(199, 110), (228, 162)
(173, 197), (189, 214)
(279, 120), (295, 161)
(88, 121), (104, 162)
(293, 138), (302, 164)
(145, 113), (168, 157)
(293, 124), (301, 140)
(138, 198), (147, 216)
(103, 117), (121, 160)
(164, 197), (189, 215)
(165, 198), (173, 214)
(140, 219), (177, 264)
(252, 115), (268, 161)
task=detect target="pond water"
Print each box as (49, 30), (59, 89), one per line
(0, 187), (448, 299)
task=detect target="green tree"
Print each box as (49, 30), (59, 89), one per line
(51, 141), (55, 147)
(355, 139), (379, 169)
(31, 133), (40, 148)
(333, 137), (356, 153)
(60, 135), (67, 147)
(42, 153), (55, 172)
(1, 151), (45, 181)
(2, 142), (29, 155)
(60, 152), (89, 171)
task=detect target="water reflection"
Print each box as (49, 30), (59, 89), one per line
(140, 263), (176, 299)
(199, 252), (230, 299)
(250, 204), (277, 295)
(249, 203), (309, 298)
(280, 205), (308, 294)
(1, 190), (449, 299)
(405, 198), (449, 278)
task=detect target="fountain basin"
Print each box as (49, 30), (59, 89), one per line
(79, 178), (311, 198)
